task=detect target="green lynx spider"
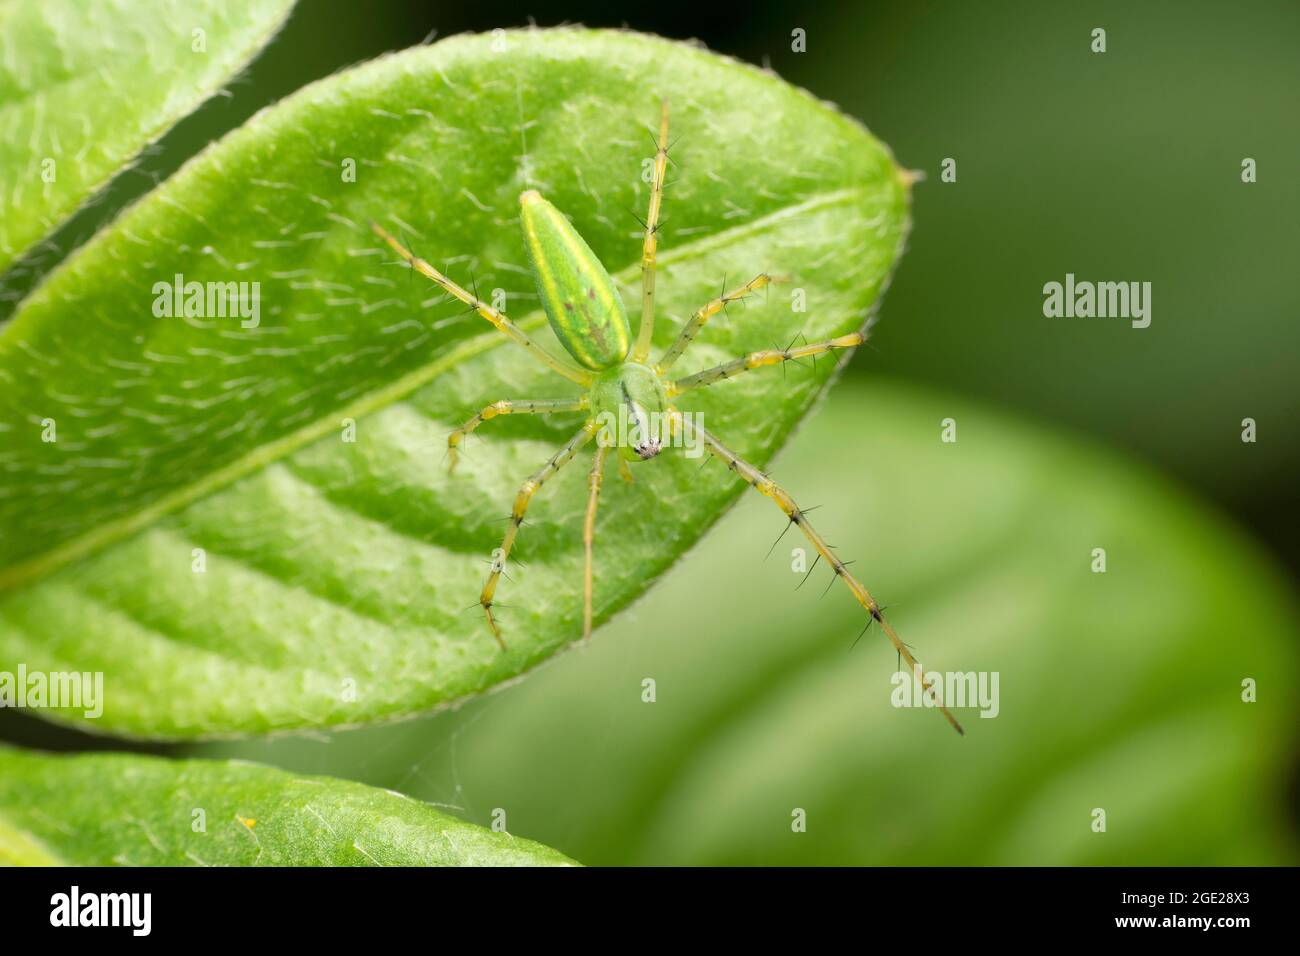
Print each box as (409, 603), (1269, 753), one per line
(373, 102), (962, 734)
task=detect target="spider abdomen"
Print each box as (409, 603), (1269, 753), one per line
(519, 190), (630, 371)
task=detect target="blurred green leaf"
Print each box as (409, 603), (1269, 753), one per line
(0, 746), (575, 865)
(795, 0), (1300, 498)
(197, 378), (1299, 865)
(0, 0), (296, 273)
(0, 28), (909, 736)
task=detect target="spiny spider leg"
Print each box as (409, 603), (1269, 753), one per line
(669, 410), (964, 735)
(448, 397), (589, 472)
(370, 221), (594, 386)
(632, 99), (670, 362)
(480, 420), (599, 647)
(655, 272), (775, 372)
(583, 443), (613, 641)
(667, 332), (865, 396)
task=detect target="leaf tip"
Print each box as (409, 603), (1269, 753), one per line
(896, 165), (925, 190)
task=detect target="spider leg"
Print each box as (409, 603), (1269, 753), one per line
(371, 221), (594, 386)
(668, 332), (864, 396)
(582, 443), (613, 641)
(447, 396), (588, 472)
(632, 99), (670, 362)
(655, 273), (775, 372)
(479, 420), (598, 647)
(669, 410), (963, 735)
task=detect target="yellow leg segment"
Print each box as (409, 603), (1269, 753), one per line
(371, 221), (594, 386)
(667, 332), (865, 397)
(583, 443), (612, 641)
(447, 397), (588, 472)
(633, 99), (670, 362)
(480, 420), (598, 647)
(671, 411), (964, 735)
(655, 273), (775, 373)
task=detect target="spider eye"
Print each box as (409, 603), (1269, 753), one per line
(634, 438), (662, 460)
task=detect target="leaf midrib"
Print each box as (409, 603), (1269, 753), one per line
(0, 186), (865, 594)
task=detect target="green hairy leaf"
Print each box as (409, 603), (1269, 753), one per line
(0, 29), (909, 736)
(0, 746), (575, 865)
(0, 0), (296, 273)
